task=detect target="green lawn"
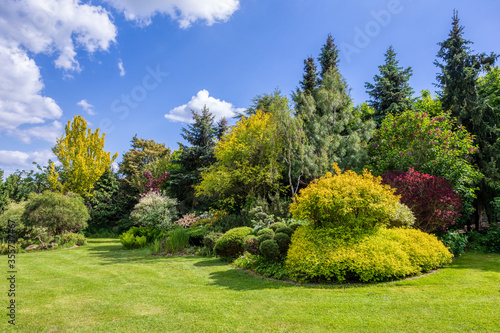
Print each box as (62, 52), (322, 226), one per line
(2, 239), (499, 332)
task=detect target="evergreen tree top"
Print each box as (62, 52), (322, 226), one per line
(181, 105), (217, 148)
(318, 33), (339, 81)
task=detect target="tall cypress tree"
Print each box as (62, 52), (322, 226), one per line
(435, 10), (498, 228)
(365, 46), (414, 126)
(318, 33), (339, 81)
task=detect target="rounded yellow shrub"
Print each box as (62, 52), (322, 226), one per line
(290, 164), (400, 230)
(285, 226), (453, 283)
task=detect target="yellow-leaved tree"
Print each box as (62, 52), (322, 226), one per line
(49, 115), (118, 196)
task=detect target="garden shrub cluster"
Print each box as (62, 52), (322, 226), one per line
(130, 191), (178, 231)
(290, 164), (400, 230)
(23, 191), (89, 235)
(285, 226), (453, 283)
(382, 168), (462, 233)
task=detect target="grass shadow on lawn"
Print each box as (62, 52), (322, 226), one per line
(206, 268), (297, 291)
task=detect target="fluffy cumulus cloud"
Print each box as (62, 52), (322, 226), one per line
(77, 99), (95, 115)
(105, 0), (240, 28)
(0, 149), (56, 175)
(0, 0), (116, 144)
(165, 89), (245, 123)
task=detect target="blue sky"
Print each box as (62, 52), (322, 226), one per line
(1, 0), (499, 175)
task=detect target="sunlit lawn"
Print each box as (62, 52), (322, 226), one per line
(1, 239), (499, 332)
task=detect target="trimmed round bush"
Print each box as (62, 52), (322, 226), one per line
(243, 235), (260, 255)
(270, 222), (287, 232)
(22, 191), (89, 235)
(274, 232), (291, 257)
(275, 226), (294, 238)
(203, 231), (223, 250)
(288, 222), (304, 232)
(290, 164), (399, 230)
(256, 233), (273, 244)
(256, 228), (275, 237)
(285, 225), (452, 283)
(214, 227), (253, 258)
(259, 239), (281, 261)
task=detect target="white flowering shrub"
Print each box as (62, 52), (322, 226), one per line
(130, 192), (178, 231)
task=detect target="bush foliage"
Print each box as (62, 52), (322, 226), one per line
(22, 191), (89, 235)
(213, 227), (253, 258)
(130, 192), (178, 231)
(382, 168), (462, 232)
(285, 226), (452, 283)
(290, 164), (400, 230)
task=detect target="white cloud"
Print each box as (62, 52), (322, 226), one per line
(0, 149), (55, 175)
(13, 121), (63, 144)
(118, 59), (126, 77)
(165, 89), (244, 123)
(105, 0), (240, 28)
(77, 99), (95, 115)
(0, 0), (116, 144)
(0, 41), (63, 132)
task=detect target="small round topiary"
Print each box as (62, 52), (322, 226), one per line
(288, 222), (304, 232)
(214, 227), (253, 258)
(275, 226), (294, 238)
(257, 228), (275, 238)
(274, 232), (291, 257)
(259, 239), (281, 261)
(256, 233), (273, 245)
(270, 222), (287, 232)
(244, 235), (260, 255)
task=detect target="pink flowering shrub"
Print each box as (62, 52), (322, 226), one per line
(382, 168), (462, 233)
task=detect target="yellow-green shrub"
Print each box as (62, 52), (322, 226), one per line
(285, 226), (453, 283)
(290, 164), (399, 230)
(214, 227), (253, 258)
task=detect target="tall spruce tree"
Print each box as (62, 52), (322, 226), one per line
(169, 106), (222, 210)
(318, 33), (339, 81)
(365, 46), (414, 126)
(299, 57), (319, 94)
(435, 10), (498, 228)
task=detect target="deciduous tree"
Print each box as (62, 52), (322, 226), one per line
(49, 115), (118, 196)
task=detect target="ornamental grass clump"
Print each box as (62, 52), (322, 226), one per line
(290, 163), (400, 231)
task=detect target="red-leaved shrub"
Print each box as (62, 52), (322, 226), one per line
(382, 168), (462, 233)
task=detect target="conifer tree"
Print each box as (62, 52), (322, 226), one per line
(435, 10), (498, 228)
(365, 46), (414, 126)
(295, 66), (375, 181)
(299, 57), (319, 94)
(169, 106), (221, 209)
(318, 33), (339, 81)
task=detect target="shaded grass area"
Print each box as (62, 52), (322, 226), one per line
(1, 239), (499, 332)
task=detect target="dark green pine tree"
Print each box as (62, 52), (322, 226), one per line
(365, 46), (414, 126)
(0, 170), (9, 213)
(170, 105), (220, 210)
(435, 9), (498, 229)
(299, 57), (319, 94)
(318, 33), (339, 82)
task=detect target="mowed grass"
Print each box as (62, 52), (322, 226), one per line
(1, 239), (499, 332)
